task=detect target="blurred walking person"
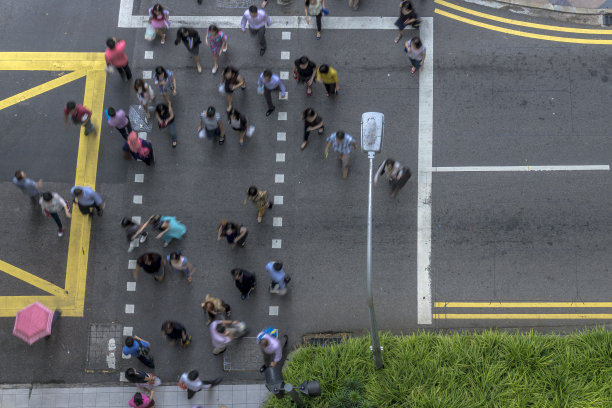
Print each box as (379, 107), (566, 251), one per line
(227, 108), (251, 146)
(161, 320), (191, 347)
(40, 191), (71, 237)
(266, 261), (289, 295)
(205, 25), (227, 74)
(134, 252), (166, 282)
(123, 335), (155, 368)
(106, 106), (132, 139)
(325, 130), (357, 179)
(244, 185), (272, 223)
(231, 269), (256, 300)
(125, 368), (161, 390)
(123, 131), (155, 165)
(257, 329), (288, 372)
(134, 79), (155, 121)
(155, 103), (177, 147)
(128, 391), (155, 408)
(221, 66), (246, 112)
(404, 36), (426, 74)
(348, 0), (359, 10)
(148, 3), (170, 44)
(121, 215), (155, 252)
(64, 101), (95, 135)
(300, 108), (324, 150)
(154, 66), (176, 104)
(316, 64), (338, 96)
(178, 370), (222, 399)
(153, 214), (186, 246)
(305, 0), (325, 40)
(12, 170), (41, 203)
(105, 37), (132, 82)
(257, 69), (286, 116)
(374, 158), (412, 198)
(70, 185), (104, 216)
(293, 56), (317, 96)
(394, 1), (420, 44)
(166, 250), (195, 283)
(217, 220), (248, 248)
(209, 320), (234, 355)
(198, 106), (225, 145)
(241, 5), (271, 56)
(201, 294), (232, 324)
(175, 27), (202, 72)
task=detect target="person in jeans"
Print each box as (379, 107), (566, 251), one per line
(404, 36), (426, 74)
(64, 101), (95, 135)
(198, 106), (225, 145)
(70, 185), (104, 216)
(305, 0), (325, 39)
(105, 37), (132, 82)
(175, 27), (203, 73)
(178, 370), (222, 399)
(13, 170), (42, 203)
(135, 252), (166, 282)
(231, 269), (256, 300)
(40, 192), (71, 237)
(324, 130), (357, 179)
(155, 103), (177, 148)
(241, 5), (271, 56)
(300, 108), (324, 150)
(161, 321), (191, 347)
(123, 335), (155, 368)
(257, 70), (286, 116)
(106, 106), (132, 139)
(244, 186), (272, 223)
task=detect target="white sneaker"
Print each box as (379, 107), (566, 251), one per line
(58, 228), (64, 237)
(212, 65), (218, 74)
(139, 234), (148, 244)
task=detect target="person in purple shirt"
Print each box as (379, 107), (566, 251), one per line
(241, 5), (271, 55)
(106, 106), (132, 139)
(257, 70), (286, 116)
(257, 330), (288, 372)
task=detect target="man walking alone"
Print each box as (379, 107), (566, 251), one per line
(241, 5), (271, 56)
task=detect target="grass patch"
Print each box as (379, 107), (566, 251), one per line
(264, 328), (612, 407)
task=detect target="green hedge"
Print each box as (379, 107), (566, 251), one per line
(264, 328), (612, 407)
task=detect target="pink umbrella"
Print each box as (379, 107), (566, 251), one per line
(13, 302), (54, 345)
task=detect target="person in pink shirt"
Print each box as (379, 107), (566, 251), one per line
(128, 391), (155, 407)
(105, 37), (132, 82)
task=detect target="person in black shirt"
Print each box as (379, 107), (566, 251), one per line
(293, 56), (317, 96)
(161, 321), (191, 347)
(175, 27), (202, 73)
(394, 1), (420, 44)
(135, 253), (166, 282)
(231, 269), (256, 300)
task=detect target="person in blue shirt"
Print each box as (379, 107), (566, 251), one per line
(123, 335), (155, 368)
(266, 261), (289, 295)
(70, 185), (104, 216)
(12, 170), (42, 203)
(257, 70), (286, 116)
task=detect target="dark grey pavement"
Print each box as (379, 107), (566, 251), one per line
(0, 0), (611, 391)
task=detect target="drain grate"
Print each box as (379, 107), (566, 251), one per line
(86, 323), (123, 371)
(303, 332), (351, 346)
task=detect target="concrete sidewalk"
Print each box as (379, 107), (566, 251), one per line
(0, 384), (269, 408)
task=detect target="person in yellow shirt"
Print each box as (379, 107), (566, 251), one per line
(316, 64), (338, 96)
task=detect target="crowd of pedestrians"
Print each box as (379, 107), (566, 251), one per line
(11, 1), (423, 405)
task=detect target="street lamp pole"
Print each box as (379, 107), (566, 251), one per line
(361, 112), (385, 370)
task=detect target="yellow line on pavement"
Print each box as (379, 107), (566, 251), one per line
(435, 301), (612, 308)
(64, 69), (106, 315)
(435, 9), (612, 44)
(435, 0), (612, 34)
(0, 260), (67, 297)
(0, 70), (86, 111)
(0, 52), (107, 61)
(434, 313), (612, 319)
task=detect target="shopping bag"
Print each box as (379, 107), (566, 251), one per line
(246, 125), (255, 138)
(145, 24), (156, 41)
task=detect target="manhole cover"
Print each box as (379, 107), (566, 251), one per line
(223, 337), (263, 371)
(86, 323), (123, 371)
(303, 332), (351, 346)
(129, 105), (153, 132)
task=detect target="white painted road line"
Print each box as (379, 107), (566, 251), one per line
(273, 217), (283, 227)
(144, 51), (154, 59)
(430, 165), (610, 172)
(274, 195), (284, 205)
(272, 239), (282, 248)
(280, 51), (290, 60)
(417, 18), (434, 326)
(269, 306), (279, 316)
(128, 260), (136, 269)
(282, 31), (291, 40)
(127, 282), (136, 291)
(280, 71), (289, 80)
(276, 153), (286, 162)
(134, 174), (144, 183)
(117, 1), (398, 29)
(123, 326), (133, 336)
(131, 216), (141, 224)
(133, 195), (143, 204)
(125, 304), (134, 314)
(278, 112), (287, 121)
(277, 132), (286, 141)
(275, 174), (285, 183)
(142, 70), (152, 79)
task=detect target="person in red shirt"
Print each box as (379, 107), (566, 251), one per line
(105, 37), (132, 82)
(64, 101), (95, 135)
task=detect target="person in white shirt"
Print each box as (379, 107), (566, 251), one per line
(178, 370), (222, 399)
(373, 158), (412, 197)
(39, 192), (71, 237)
(241, 5), (272, 55)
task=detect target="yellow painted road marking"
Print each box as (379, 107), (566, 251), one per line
(434, 313), (612, 319)
(435, 9), (612, 44)
(435, 0), (612, 34)
(0, 260), (67, 297)
(0, 52), (106, 317)
(0, 70), (87, 111)
(435, 301), (612, 308)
